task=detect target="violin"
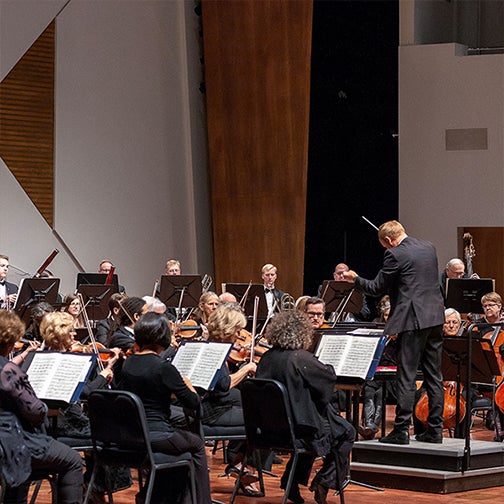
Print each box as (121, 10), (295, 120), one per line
(70, 341), (118, 362)
(170, 320), (202, 340)
(415, 381), (466, 430)
(228, 329), (271, 364)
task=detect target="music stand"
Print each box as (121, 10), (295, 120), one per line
(320, 280), (363, 315)
(76, 284), (116, 321)
(76, 273), (120, 293)
(13, 278), (60, 325)
(159, 275), (202, 309)
(445, 278), (494, 313)
(222, 283), (269, 318)
(443, 332), (500, 471)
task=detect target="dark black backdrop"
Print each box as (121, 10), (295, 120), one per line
(304, 0), (399, 299)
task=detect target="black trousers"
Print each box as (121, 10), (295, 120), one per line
(395, 325), (444, 433)
(5, 438), (83, 504)
(150, 429), (211, 504)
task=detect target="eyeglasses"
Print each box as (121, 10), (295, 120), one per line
(306, 312), (324, 318)
(482, 303), (500, 310)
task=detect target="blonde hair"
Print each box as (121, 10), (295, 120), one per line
(0, 310), (25, 350)
(40, 312), (75, 350)
(207, 304), (246, 343)
(261, 263), (277, 274)
(378, 220), (406, 242)
(165, 259), (180, 271)
(481, 292), (502, 306)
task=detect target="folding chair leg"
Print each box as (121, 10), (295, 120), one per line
(281, 452), (298, 504)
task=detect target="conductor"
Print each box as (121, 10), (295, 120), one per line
(343, 220), (445, 444)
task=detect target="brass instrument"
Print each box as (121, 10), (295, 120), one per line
(280, 293), (295, 311)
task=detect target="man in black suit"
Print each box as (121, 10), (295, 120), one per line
(261, 263), (284, 315)
(0, 254), (18, 309)
(343, 221), (445, 444)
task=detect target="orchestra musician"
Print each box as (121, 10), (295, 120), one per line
(189, 291), (219, 340)
(0, 254), (18, 309)
(261, 263), (284, 317)
(165, 259), (181, 275)
(480, 292), (504, 325)
(95, 292), (127, 345)
(203, 303), (263, 497)
(62, 294), (85, 329)
(257, 310), (355, 504)
(98, 259), (126, 294)
(106, 296), (147, 352)
(119, 312), (211, 504)
(0, 310), (83, 503)
(439, 257), (478, 299)
(317, 263), (373, 321)
(40, 311), (130, 500)
(343, 220), (445, 445)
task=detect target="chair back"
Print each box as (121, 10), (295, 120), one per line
(87, 389), (153, 466)
(240, 378), (297, 451)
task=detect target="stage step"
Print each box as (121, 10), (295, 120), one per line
(350, 438), (504, 493)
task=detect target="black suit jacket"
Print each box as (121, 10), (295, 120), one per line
(355, 236), (444, 335)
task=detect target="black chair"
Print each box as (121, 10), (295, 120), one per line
(84, 389), (196, 504)
(230, 378), (344, 504)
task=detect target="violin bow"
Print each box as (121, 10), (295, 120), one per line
(77, 293), (105, 371)
(249, 296), (259, 364)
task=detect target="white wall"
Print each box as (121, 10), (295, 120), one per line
(399, 42), (504, 265)
(0, 0), (213, 296)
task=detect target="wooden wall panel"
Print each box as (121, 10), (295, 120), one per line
(0, 22), (55, 227)
(202, 0), (313, 297)
(459, 227), (504, 296)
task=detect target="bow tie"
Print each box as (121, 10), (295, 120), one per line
(265, 288), (273, 293)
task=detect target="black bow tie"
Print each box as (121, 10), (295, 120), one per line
(265, 288), (273, 293)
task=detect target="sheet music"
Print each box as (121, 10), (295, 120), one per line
(27, 352), (94, 403)
(315, 334), (381, 380)
(171, 341), (232, 390)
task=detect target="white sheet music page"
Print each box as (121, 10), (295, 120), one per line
(315, 334), (380, 380)
(26, 352), (94, 403)
(171, 341), (231, 390)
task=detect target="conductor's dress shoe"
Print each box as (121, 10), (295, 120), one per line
(379, 428), (410, 445)
(415, 430), (443, 444)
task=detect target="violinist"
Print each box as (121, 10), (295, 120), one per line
(257, 310), (355, 504)
(0, 254), (18, 309)
(0, 310), (83, 504)
(304, 296), (327, 329)
(219, 291), (237, 303)
(39, 311), (128, 501)
(186, 291), (219, 340)
(95, 292), (127, 345)
(106, 296), (147, 352)
(23, 301), (54, 342)
(119, 312), (211, 504)
(203, 303), (262, 497)
(62, 294), (85, 329)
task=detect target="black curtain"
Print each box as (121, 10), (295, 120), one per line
(304, 0), (399, 302)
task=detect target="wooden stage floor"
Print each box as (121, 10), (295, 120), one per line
(31, 405), (504, 503)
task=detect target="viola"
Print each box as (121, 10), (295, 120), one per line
(415, 381), (466, 429)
